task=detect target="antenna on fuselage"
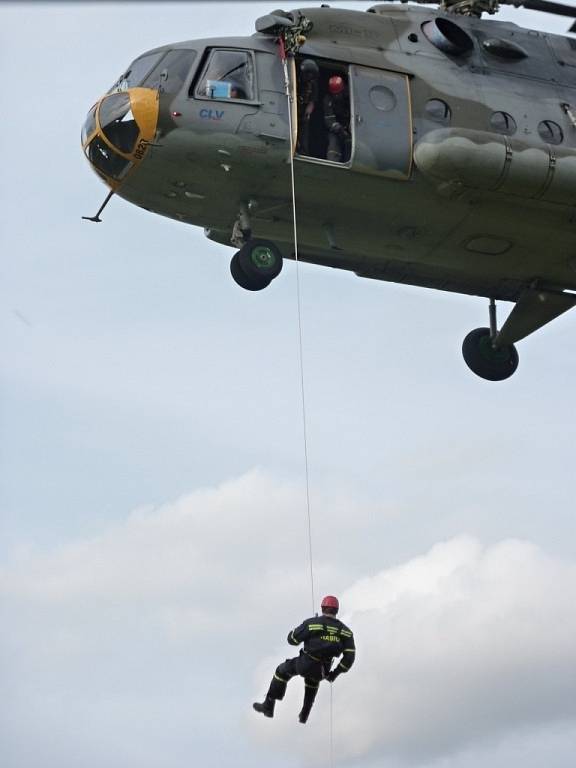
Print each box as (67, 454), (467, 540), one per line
(82, 189), (115, 223)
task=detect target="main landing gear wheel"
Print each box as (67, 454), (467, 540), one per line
(462, 327), (519, 381)
(230, 240), (283, 291)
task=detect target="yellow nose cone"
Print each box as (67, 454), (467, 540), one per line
(127, 87), (159, 146)
(82, 87), (159, 189)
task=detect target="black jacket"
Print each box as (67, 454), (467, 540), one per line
(287, 614), (356, 675)
(323, 92), (351, 136)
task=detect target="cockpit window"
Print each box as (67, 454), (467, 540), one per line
(194, 49), (255, 101)
(142, 49), (197, 94)
(108, 51), (166, 93)
(99, 93), (140, 154)
(87, 136), (132, 181)
(81, 104), (98, 146)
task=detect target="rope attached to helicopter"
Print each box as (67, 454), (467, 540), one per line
(278, 18), (316, 617)
(276, 21), (335, 761)
(281, 13), (313, 56)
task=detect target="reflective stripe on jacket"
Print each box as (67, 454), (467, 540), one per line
(287, 615), (356, 673)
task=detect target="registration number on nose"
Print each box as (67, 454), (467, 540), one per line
(134, 139), (149, 160)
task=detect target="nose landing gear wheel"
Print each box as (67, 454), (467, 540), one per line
(230, 239), (283, 291)
(230, 252), (271, 291)
(462, 327), (519, 381)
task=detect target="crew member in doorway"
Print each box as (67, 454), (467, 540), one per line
(323, 74), (351, 163)
(297, 59), (320, 156)
(253, 595), (356, 724)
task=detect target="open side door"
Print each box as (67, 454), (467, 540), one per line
(350, 66), (413, 179)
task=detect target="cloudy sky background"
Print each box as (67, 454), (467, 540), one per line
(1, 1), (576, 767)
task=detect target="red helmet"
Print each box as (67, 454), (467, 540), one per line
(328, 75), (345, 95)
(321, 595), (339, 612)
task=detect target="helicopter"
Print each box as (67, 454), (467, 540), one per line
(81, 0), (576, 381)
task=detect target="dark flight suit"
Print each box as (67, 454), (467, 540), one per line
(323, 90), (351, 163)
(265, 615), (356, 722)
(297, 77), (319, 156)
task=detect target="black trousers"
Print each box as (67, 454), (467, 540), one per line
(267, 653), (330, 719)
(297, 117), (311, 156)
(326, 131), (351, 163)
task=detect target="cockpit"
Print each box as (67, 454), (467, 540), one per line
(81, 89), (158, 185)
(81, 93), (140, 183)
(81, 48), (196, 187)
(108, 49), (196, 96)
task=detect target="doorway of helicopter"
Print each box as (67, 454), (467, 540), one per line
(295, 56), (352, 163)
(294, 56), (413, 179)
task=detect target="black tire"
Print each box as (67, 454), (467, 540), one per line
(238, 239), (283, 281)
(230, 251), (271, 291)
(462, 327), (519, 381)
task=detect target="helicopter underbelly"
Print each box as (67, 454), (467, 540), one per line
(119, 130), (576, 303)
(253, 191), (576, 302)
(246, 159), (576, 302)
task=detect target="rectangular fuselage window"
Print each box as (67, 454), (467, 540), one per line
(192, 49), (256, 102)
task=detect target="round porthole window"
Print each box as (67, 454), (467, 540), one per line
(538, 120), (563, 145)
(425, 98), (451, 125)
(490, 111), (517, 136)
(369, 85), (397, 112)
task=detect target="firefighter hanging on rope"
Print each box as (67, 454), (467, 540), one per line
(253, 595), (356, 724)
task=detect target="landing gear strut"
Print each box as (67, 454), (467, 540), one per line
(462, 299), (519, 381)
(230, 239), (283, 291)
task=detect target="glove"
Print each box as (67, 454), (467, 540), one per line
(326, 669), (340, 683)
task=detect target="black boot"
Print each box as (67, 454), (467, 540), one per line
(253, 696), (275, 718)
(298, 684), (318, 723)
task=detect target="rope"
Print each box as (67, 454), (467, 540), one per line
(281, 48), (333, 764)
(329, 685), (334, 768)
(282, 53), (316, 616)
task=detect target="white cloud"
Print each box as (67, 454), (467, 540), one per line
(255, 536), (576, 765)
(0, 470), (367, 660)
(2, 475), (576, 768)
(1, 470), (349, 768)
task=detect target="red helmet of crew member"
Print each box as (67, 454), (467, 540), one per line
(321, 595), (339, 614)
(328, 75), (345, 95)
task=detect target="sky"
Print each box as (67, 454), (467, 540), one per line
(1, 1), (576, 767)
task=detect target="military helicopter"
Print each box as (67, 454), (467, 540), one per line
(82, 0), (576, 381)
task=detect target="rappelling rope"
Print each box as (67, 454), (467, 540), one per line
(281, 46), (334, 765)
(330, 686), (334, 768)
(281, 50), (316, 616)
